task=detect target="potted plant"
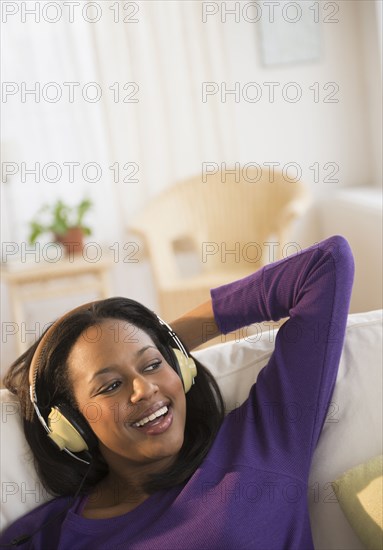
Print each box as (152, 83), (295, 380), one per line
(28, 197), (93, 255)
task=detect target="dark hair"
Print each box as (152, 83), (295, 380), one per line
(3, 297), (225, 497)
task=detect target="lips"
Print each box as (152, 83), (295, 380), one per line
(133, 405), (169, 427)
(131, 406), (173, 435)
(128, 400), (170, 426)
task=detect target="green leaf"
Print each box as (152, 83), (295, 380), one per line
(28, 221), (44, 244)
(76, 198), (92, 226)
(27, 197), (93, 241)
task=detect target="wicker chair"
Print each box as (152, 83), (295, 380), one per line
(129, 168), (310, 322)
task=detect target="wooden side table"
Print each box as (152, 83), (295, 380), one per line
(1, 253), (114, 355)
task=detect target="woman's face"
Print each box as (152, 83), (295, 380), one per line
(67, 318), (186, 474)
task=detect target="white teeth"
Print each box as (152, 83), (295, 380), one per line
(133, 406), (168, 427)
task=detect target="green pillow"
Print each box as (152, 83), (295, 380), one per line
(332, 455), (383, 550)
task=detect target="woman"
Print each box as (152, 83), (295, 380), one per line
(0, 235), (354, 549)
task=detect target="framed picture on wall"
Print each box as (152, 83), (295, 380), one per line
(258, 0), (323, 66)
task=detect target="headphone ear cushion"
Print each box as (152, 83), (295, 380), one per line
(47, 402), (98, 454)
(172, 349), (197, 393)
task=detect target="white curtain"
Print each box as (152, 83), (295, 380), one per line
(1, 0), (238, 245)
(2, 0), (378, 248)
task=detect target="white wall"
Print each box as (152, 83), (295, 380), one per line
(357, 0), (383, 187)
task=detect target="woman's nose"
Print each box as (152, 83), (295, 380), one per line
(130, 375), (159, 403)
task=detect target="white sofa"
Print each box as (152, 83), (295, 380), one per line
(1, 309), (382, 549)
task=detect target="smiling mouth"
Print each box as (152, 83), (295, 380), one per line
(132, 405), (169, 428)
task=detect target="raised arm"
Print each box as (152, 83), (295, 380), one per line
(174, 236), (355, 477)
(172, 236), (354, 349)
(170, 300), (220, 351)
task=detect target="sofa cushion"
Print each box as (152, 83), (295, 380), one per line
(331, 454), (383, 550)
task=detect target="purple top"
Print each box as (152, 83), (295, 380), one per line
(0, 236), (355, 549)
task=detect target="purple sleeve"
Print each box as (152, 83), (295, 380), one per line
(0, 498), (67, 548)
(210, 235), (355, 476)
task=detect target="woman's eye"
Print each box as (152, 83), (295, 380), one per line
(97, 361), (162, 394)
(101, 381), (121, 394)
(144, 360), (162, 372)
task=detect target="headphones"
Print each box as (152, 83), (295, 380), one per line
(28, 301), (197, 466)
